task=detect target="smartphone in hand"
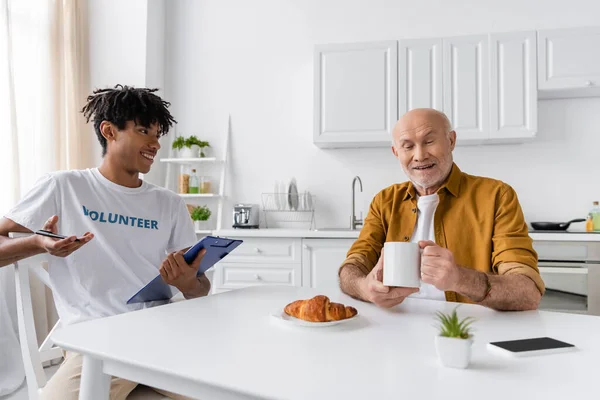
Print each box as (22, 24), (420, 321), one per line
(35, 230), (80, 242)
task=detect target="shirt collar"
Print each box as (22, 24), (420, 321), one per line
(403, 163), (462, 200)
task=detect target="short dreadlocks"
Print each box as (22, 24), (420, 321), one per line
(81, 85), (177, 156)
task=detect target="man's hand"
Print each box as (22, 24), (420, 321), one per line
(36, 216), (94, 257)
(359, 249), (419, 308)
(159, 248), (207, 294)
(419, 240), (461, 291)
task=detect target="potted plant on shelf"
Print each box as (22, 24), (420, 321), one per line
(191, 205), (212, 231)
(172, 135), (194, 158)
(434, 307), (475, 369)
(186, 136), (211, 158)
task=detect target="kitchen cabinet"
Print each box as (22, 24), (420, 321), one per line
(211, 235), (354, 296)
(443, 34), (490, 142)
(221, 237), (301, 264)
(302, 239), (354, 297)
(398, 38), (443, 115)
(213, 263), (302, 293)
(212, 237), (302, 294)
(314, 29), (545, 147)
(489, 31), (537, 140)
(313, 41), (398, 148)
(538, 26), (600, 99)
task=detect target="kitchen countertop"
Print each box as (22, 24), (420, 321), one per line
(215, 228), (600, 242)
(214, 228), (361, 239)
(529, 230), (600, 242)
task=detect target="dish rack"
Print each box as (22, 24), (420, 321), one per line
(261, 193), (316, 230)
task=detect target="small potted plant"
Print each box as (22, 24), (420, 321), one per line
(185, 136), (211, 158)
(434, 307), (475, 369)
(191, 205), (212, 230)
(172, 135), (194, 158)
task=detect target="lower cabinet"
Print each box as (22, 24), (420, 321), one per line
(301, 239), (355, 297)
(213, 263), (302, 293)
(211, 237), (355, 296)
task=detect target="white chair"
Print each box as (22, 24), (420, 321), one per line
(11, 233), (167, 400)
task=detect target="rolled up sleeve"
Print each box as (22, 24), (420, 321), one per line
(491, 184), (544, 294)
(496, 261), (546, 295)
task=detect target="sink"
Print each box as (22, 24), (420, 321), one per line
(313, 227), (359, 231)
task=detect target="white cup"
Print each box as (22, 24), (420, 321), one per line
(383, 242), (421, 288)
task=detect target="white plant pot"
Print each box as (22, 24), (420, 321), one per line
(194, 220), (210, 231)
(435, 336), (473, 369)
(178, 147), (196, 158)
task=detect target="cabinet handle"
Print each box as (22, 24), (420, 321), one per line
(585, 80), (593, 87)
(303, 244), (308, 250)
(254, 247), (261, 253)
(254, 274), (262, 280)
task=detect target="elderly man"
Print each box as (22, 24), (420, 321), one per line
(339, 108), (544, 311)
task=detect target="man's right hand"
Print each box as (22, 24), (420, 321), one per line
(358, 249), (419, 308)
(35, 216), (94, 257)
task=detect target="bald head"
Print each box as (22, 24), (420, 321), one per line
(392, 108), (452, 143)
(391, 108), (456, 195)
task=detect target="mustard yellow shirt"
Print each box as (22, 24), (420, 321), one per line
(342, 163), (545, 304)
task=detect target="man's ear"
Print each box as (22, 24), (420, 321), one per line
(448, 130), (457, 151)
(100, 121), (116, 144)
(391, 144), (398, 158)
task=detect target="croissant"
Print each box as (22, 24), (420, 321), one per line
(284, 295), (358, 322)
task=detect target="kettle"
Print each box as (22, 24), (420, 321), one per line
(232, 204), (260, 229)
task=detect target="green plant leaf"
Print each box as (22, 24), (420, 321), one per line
(172, 136), (186, 150)
(434, 306), (475, 339)
(191, 205), (211, 221)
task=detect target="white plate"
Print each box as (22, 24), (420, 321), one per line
(288, 178), (299, 211)
(279, 181), (287, 210)
(273, 181), (281, 210)
(270, 308), (359, 328)
(305, 191), (313, 211)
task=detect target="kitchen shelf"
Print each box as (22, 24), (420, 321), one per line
(178, 194), (220, 198)
(162, 116), (232, 232)
(160, 157), (220, 164)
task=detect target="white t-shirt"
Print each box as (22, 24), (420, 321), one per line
(409, 193), (446, 301)
(5, 168), (197, 326)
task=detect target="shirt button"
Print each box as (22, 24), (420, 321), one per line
(404, 236), (409, 241)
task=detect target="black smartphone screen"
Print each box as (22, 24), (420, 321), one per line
(490, 337), (574, 353)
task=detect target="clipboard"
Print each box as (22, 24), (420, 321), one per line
(127, 236), (243, 304)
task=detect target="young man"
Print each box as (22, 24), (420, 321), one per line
(0, 85), (206, 400)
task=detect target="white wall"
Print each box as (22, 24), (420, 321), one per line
(87, 0), (168, 174)
(88, 0), (148, 165)
(158, 0), (600, 228)
(143, 0), (168, 186)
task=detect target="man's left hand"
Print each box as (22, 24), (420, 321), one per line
(419, 240), (461, 291)
(159, 248), (206, 293)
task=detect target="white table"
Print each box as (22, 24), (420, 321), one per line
(52, 286), (600, 400)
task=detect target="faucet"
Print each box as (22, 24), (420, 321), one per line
(351, 176), (363, 230)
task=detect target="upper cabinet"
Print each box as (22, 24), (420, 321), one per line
(398, 38), (443, 115)
(313, 26), (600, 148)
(313, 41), (398, 148)
(443, 35), (490, 142)
(489, 31), (537, 140)
(538, 27), (600, 99)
